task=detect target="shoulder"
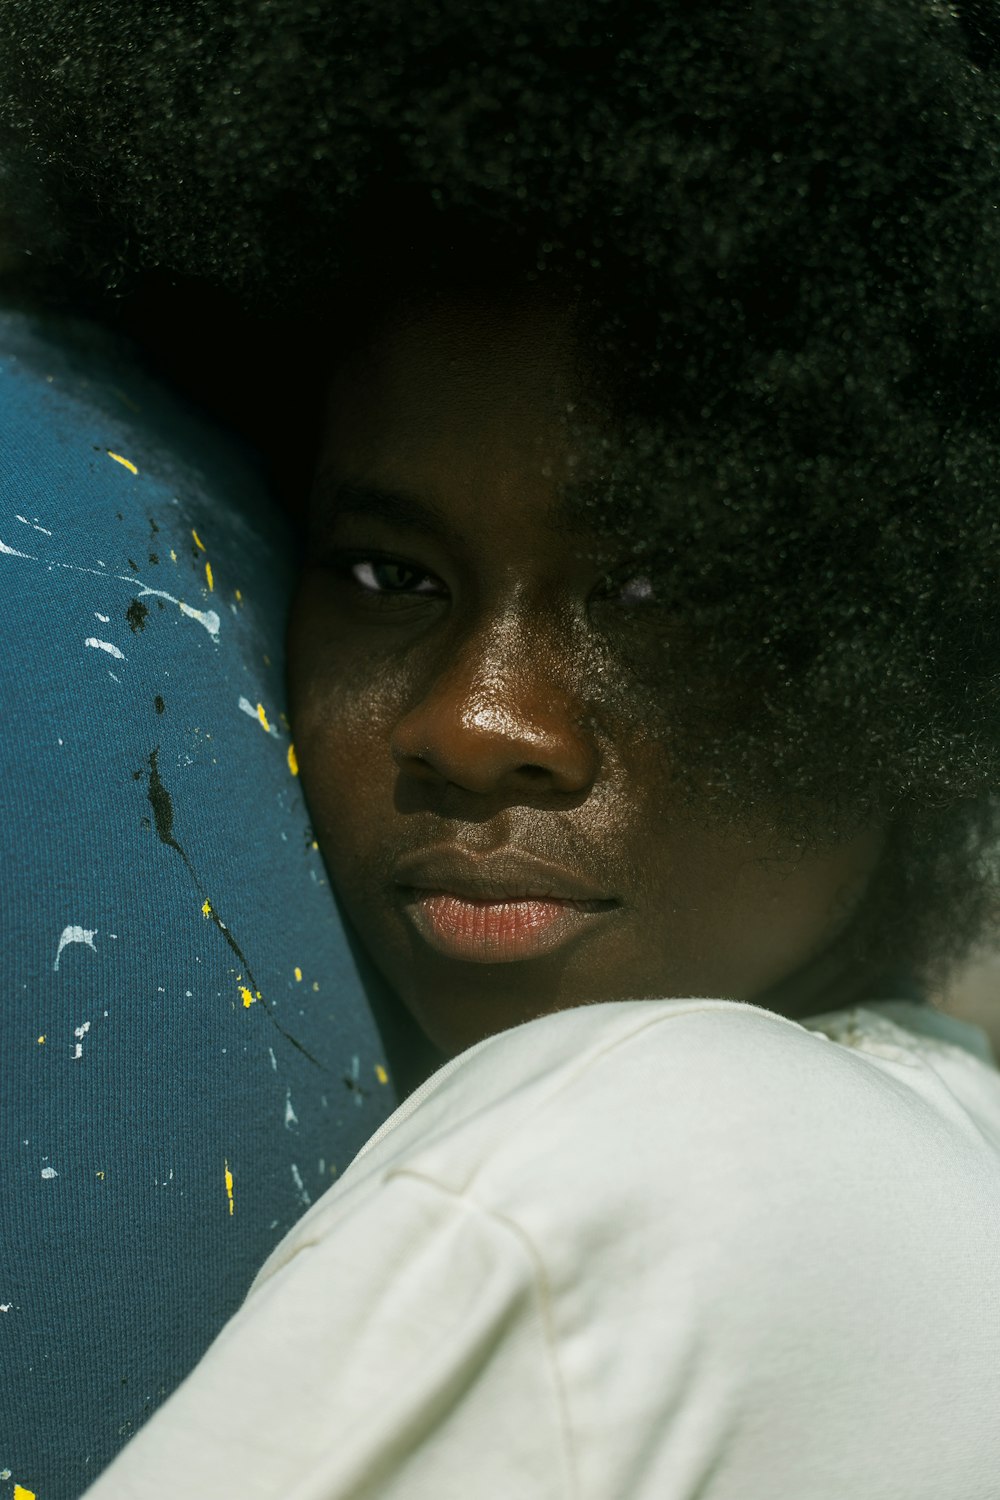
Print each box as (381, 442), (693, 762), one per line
(377, 997), (895, 1194)
(284, 995), (1000, 1277)
(342, 997), (1000, 1272)
(248, 999), (1000, 1497)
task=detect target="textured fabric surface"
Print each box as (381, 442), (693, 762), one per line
(0, 307), (402, 1499)
(82, 996), (1000, 1500)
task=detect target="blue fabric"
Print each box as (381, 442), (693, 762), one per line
(0, 308), (403, 1498)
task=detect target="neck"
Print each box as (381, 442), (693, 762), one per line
(754, 934), (922, 1023)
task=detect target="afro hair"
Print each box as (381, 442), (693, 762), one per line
(3, 0), (1000, 994)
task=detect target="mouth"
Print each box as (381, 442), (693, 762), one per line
(394, 849), (619, 964)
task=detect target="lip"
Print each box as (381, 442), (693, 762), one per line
(395, 848), (618, 964)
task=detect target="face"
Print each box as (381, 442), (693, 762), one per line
(288, 295), (883, 1057)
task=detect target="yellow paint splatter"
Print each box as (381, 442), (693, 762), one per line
(235, 588), (243, 602)
(107, 451), (138, 475)
(14, 1483), (37, 1500)
(192, 529), (206, 551)
(311, 840), (319, 851)
(256, 703), (271, 733)
(375, 1064), (389, 1085)
(312, 981), (320, 992)
(224, 1160), (235, 1216)
(202, 899), (212, 917)
(170, 548), (178, 562)
(240, 986), (255, 1008)
(294, 966), (302, 983)
(205, 561), (214, 592)
(37, 1035), (45, 1045)
(96, 1170), (105, 1180)
(287, 742), (299, 777)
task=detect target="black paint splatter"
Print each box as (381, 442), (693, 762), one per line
(154, 695), (165, 715)
(342, 1073), (370, 1103)
(147, 749), (182, 856)
(127, 558), (140, 572)
(148, 552), (159, 565)
(141, 748), (321, 1068)
(148, 516), (159, 535)
(126, 599), (149, 632)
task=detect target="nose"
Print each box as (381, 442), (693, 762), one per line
(390, 620), (599, 799)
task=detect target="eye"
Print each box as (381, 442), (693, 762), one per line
(591, 569), (660, 608)
(615, 573), (657, 606)
(349, 557), (445, 597)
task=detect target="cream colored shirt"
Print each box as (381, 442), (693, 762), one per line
(84, 997), (1000, 1499)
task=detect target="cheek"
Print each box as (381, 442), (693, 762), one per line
(287, 584), (405, 861)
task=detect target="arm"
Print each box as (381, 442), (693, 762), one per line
(82, 1171), (574, 1500)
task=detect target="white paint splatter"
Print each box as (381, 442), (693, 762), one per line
(284, 1091), (299, 1130)
(1, 1466), (10, 1480)
(15, 514), (53, 536)
(41, 1166), (58, 1180)
(0, 547), (221, 640)
(137, 586), (220, 640)
(268, 1047), (278, 1072)
(290, 1163), (311, 1206)
(0, 536), (36, 560)
(72, 1020), (92, 1061)
(95, 612), (110, 623)
(0, 1303), (12, 1313)
(54, 926), (97, 972)
(84, 637), (125, 660)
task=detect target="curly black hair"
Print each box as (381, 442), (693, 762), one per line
(3, 0), (1000, 997)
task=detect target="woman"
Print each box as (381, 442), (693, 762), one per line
(3, 0), (1000, 1495)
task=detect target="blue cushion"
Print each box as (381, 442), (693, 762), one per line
(0, 307), (403, 1498)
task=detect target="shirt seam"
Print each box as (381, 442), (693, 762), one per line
(387, 1164), (583, 1500)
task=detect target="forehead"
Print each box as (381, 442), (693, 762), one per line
(320, 295), (593, 519)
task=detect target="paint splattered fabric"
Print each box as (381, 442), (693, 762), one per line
(0, 306), (403, 1500)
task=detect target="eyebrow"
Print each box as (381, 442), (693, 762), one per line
(310, 475), (455, 540)
(311, 471), (606, 544)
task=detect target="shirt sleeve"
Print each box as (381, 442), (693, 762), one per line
(81, 1169), (575, 1500)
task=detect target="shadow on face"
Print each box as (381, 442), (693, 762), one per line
(288, 291), (884, 1057)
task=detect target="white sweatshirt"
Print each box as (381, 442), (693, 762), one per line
(84, 997), (1000, 1499)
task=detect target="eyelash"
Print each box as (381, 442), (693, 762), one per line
(340, 553), (447, 599)
(331, 551), (659, 612)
